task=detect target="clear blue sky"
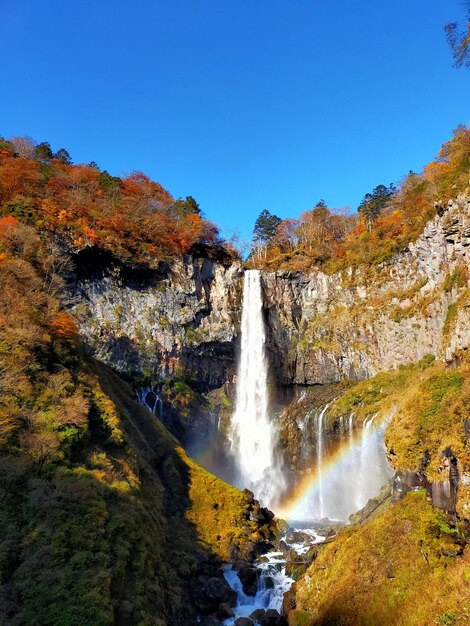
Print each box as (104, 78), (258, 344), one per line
(1, 0), (469, 242)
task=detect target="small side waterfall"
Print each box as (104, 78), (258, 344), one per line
(137, 386), (163, 416)
(315, 402), (332, 519)
(280, 408), (393, 522)
(228, 270), (285, 506)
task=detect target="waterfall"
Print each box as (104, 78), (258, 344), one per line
(281, 408), (393, 522)
(228, 270), (285, 506)
(137, 386), (163, 416)
(316, 402), (331, 519)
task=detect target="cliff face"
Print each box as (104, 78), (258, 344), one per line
(263, 197), (470, 385)
(70, 246), (243, 390)
(71, 199), (470, 395)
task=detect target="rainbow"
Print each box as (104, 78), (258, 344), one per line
(276, 419), (390, 522)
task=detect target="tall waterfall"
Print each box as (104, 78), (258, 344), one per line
(228, 270), (285, 506)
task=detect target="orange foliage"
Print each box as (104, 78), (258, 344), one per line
(374, 210), (404, 239)
(0, 157), (40, 201)
(0, 148), (219, 265)
(49, 311), (78, 338)
(0, 215), (20, 237)
(251, 125), (470, 272)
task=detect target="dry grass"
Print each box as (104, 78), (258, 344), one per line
(290, 491), (469, 626)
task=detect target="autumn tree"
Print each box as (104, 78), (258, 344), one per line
(274, 218), (300, 251)
(445, 1), (470, 68)
(9, 136), (35, 158)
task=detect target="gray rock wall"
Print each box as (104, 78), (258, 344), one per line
(263, 197), (470, 384)
(71, 198), (469, 390)
(70, 249), (243, 389)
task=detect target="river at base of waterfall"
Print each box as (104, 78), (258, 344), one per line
(220, 522), (343, 626)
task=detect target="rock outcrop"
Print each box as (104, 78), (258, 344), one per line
(263, 197), (470, 384)
(69, 200), (469, 433)
(69, 245), (243, 389)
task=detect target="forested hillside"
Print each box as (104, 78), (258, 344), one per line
(249, 125), (470, 272)
(0, 137), (226, 266)
(0, 207), (274, 625)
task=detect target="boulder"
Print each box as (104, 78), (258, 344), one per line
(258, 608), (287, 626)
(285, 530), (311, 544)
(263, 575), (274, 589)
(250, 608), (266, 622)
(279, 539), (289, 553)
(237, 565), (259, 596)
(191, 574), (237, 614)
(217, 602), (235, 619)
(235, 618), (254, 626)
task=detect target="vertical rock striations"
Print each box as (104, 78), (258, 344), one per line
(263, 197), (470, 384)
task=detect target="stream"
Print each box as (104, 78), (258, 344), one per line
(222, 526), (327, 625)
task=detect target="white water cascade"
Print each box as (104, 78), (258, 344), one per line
(286, 409), (393, 522)
(228, 270), (286, 506)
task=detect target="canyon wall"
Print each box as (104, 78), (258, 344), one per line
(71, 197), (469, 393)
(69, 245), (243, 390)
(263, 196), (470, 384)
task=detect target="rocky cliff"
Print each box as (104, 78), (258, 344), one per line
(69, 245), (243, 390)
(263, 196), (470, 385)
(71, 198), (469, 395)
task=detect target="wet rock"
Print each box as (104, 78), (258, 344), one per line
(230, 538), (272, 564)
(237, 565), (259, 596)
(243, 489), (255, 504)
(350, 482), (392, 524)
(235, 618), (254, 626)
(250, 608), (266, 622)
(191, 575), (237, 614)
(258, 608), (287, 626)
(282, 585), (297, 614)
(316, 527), (336, 538)
(279, 539), (289, 553)
(217, 602), (235, 619)
(430, 480), (455, 513)
(393, 471), (424, 501)
(250, 505), (275, 525)
(257, 523), (273, 540)
(263, 575), (275, 589)
(285, 530), (311, 544)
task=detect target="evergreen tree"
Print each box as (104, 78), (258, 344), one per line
(253, 209), (282, 245)
(54, 148), (72, 165)
(34, 142), (53, 163)
(252, 209), (282, 259)
(358, 183), (396, 232)
(173, 195), (201, 216)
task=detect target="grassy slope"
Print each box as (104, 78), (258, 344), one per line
(289, 491), (469, 626)
(0, 217), (269, 626)
(1, 356), (269, 626)
(328, 353), (470, 517)
(289, 353), (470, 626)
